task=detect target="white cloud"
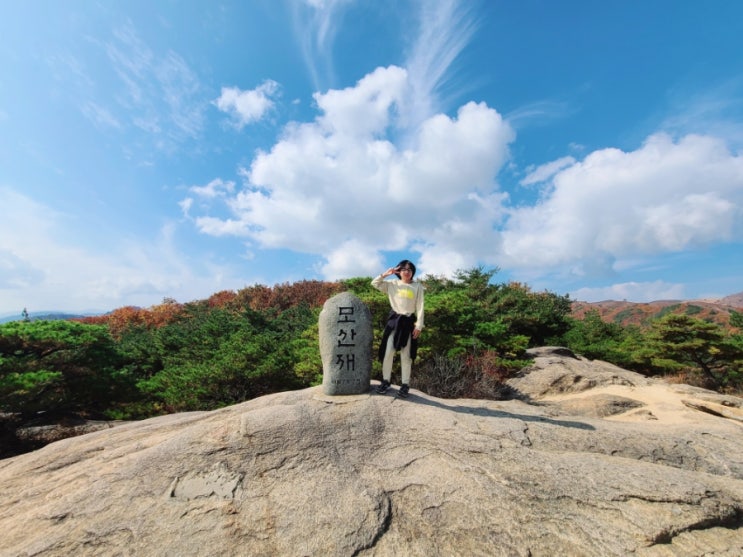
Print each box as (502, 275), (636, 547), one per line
(214, 81), (280, 129)
(294, 0), (476, 128)
(303, 0), (350, 9)
(661, 79), (743, 149)
(81, 101), (122, 129)
(401, 0), (479, 131)
(0, 187), (247, 314)
(157, 51), (204, 138)
(194, 216), (251, 238)
(314, 66), (408, 138)
(501, 133), (743, 275)
(188, 65), (515, 280)
(93, 22), (206, 147)
(178, 197), (193, 217)
(189, 178), (235, 199)
(292, 0), (353, 90)
(319, 240), (384, 279)
(571, 281), (686, 303)
(505, 100), (573, 129)
(0, 250), (45, 289)
(521, 156), (576, 186)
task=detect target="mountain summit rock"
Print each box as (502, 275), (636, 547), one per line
(1, 348), (742, 556)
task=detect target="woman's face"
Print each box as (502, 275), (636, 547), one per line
(398, 265), (414, 283)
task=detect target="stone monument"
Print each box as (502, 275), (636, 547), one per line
(319, 291), (373, 395)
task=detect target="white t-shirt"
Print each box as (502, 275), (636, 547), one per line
(371, 275), (425, 330)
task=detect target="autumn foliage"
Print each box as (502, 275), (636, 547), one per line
(77, 300), (186, 337)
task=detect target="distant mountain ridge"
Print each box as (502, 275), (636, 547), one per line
(719, 292), (743, 307)
(572, 290), (743, 330)
(0, 311), (102, 324)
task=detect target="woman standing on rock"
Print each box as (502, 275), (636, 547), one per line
(371, 259), (425, 398)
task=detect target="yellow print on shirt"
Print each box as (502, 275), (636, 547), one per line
(397, 287), (415, 300)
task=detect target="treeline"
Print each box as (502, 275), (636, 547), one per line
(1, 269), (742, 427)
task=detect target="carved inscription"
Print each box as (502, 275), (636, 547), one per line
(319, 292), (372, 395)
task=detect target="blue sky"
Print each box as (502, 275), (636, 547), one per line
(2, 0), (743, 317)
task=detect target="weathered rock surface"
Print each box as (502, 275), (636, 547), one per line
(1, 349), (743, 556)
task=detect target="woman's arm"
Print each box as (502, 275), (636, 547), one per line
(413, 284), (425, 337)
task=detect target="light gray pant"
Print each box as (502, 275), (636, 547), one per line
(382, 333), (412, 385)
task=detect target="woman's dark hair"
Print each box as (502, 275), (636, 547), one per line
(394, 259), (416, 279)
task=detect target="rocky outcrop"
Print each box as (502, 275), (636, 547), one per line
(0, 415), (125, 460)
(1, 350), (742, 556)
